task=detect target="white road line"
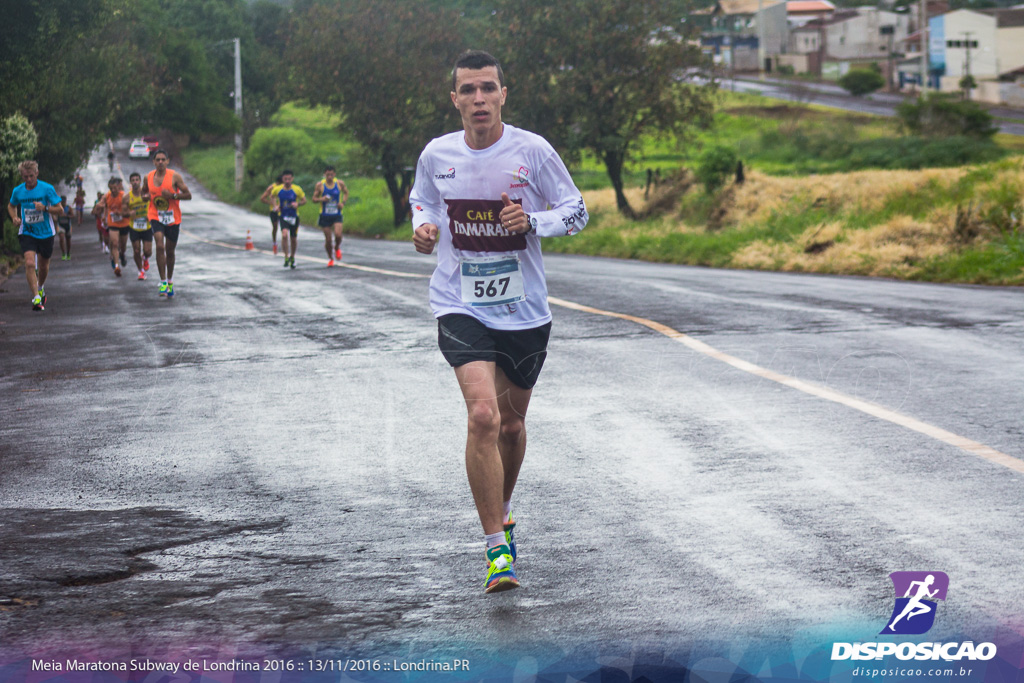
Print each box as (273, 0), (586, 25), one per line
(189, 227), (1023, 474)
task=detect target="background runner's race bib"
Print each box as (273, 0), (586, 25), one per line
(282, 215), (298, 226)
(110, 213), (122, 222)
(133, 217), (148, 231)
(23, 208), (44, 224)
(460, 255), (526, 307)
(157, 210), (175, 225)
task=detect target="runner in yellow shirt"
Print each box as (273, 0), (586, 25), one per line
(260, 175), (284, 255)
(126, 172), (153, 280)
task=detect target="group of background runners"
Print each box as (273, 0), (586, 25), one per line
(259, 166), (349, 269)
(7, 149), (191, 310)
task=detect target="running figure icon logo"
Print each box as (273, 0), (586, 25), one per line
(881, 571), (949, 635)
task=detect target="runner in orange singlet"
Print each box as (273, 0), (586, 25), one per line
(142, 150), (191, 297)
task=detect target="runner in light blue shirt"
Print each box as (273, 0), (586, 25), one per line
(7, 160), (64, 311)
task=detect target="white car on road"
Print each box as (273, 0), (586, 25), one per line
(129, 140), (151, 159)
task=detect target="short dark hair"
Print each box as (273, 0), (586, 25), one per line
(153, 149), (169, 160)
(130, 172), (141, 180)
(324, 165), (335, 172)
(282, 169), (293, 177)
(452, 50), (504, 91)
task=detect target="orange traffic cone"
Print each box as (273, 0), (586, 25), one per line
(245, 230), (254, 251)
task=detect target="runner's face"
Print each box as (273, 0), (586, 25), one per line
(131, 178), (141, 192)
(283, 174), (293, 187)
(20, 168), (38, 188)
(451, 66), (506, 137)
(325, 171), (335, 182)
(153, 154), (169, 171)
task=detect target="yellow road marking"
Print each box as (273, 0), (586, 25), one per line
(190, 227), (1022, 474)
(549, 296), (1024, 474)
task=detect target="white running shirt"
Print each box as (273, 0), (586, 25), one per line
(410, 124), (588, 330)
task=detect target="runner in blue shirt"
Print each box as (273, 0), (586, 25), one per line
(7, 160), (63, 311)
(272, 170), (306, 269)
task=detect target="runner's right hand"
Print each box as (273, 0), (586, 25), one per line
(413, 223), (438, 254)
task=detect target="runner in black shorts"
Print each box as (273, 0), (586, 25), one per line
(272, 170), (305, 269)
(410, 50), (590, 593)
(143, 150), (191, 297)
(8, 160), (64, 310)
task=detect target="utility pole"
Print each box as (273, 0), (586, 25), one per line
(962, 31), (972, 78)
(961, 30), (974, 99)
(919, 0), (929, 91)
(233, 37), (243, 193)
(757, 0), (766, 78)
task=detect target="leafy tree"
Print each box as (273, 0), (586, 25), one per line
(490, 0), (715, 217)
(0, 0), (156, 183)
(838, 69), (885, 96)
(0, 114), (39, 254)
(287, 0), (465, 226)
(897, 93), (997, 139)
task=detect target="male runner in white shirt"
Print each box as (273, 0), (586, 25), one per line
(411, 49), (588, 593)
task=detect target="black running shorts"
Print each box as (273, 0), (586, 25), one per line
(437, 314), (551, 390)
(19, 234), (55, 260)
(129, 228), (154, 242)
(318, 214), (342, 228)
(280, 214), (299, 236)
(150, 220), (180, 244)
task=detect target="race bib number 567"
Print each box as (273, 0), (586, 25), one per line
(460, 255), (525, 307)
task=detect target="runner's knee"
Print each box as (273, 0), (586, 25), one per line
(499, 416), (525, 443)
(467, 402), (500, 438)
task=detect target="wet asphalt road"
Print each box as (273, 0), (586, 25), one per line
(1, 144), (1024, 669)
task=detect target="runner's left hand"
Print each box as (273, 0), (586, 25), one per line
(499, 193), (527, 234)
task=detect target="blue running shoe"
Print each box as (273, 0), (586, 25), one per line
(484, 544), (519, 594)
(166, 282), (174, 298)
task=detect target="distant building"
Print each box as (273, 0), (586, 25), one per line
(786, 0), (835, 27)
(786, 8), (908, 79)
(695, 0), (790, 71)
(926, 7), (1024, 101)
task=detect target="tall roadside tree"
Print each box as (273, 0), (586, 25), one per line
(286, 0), (465, 226)
(0, 0), (154, 183)
(490, 0), (715, 217)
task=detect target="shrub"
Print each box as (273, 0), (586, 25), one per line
(244, 127), (317, 185)
(695, 145), (739, 193)
(897, 93), (997, 139)
(838, 69), (885, 96)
